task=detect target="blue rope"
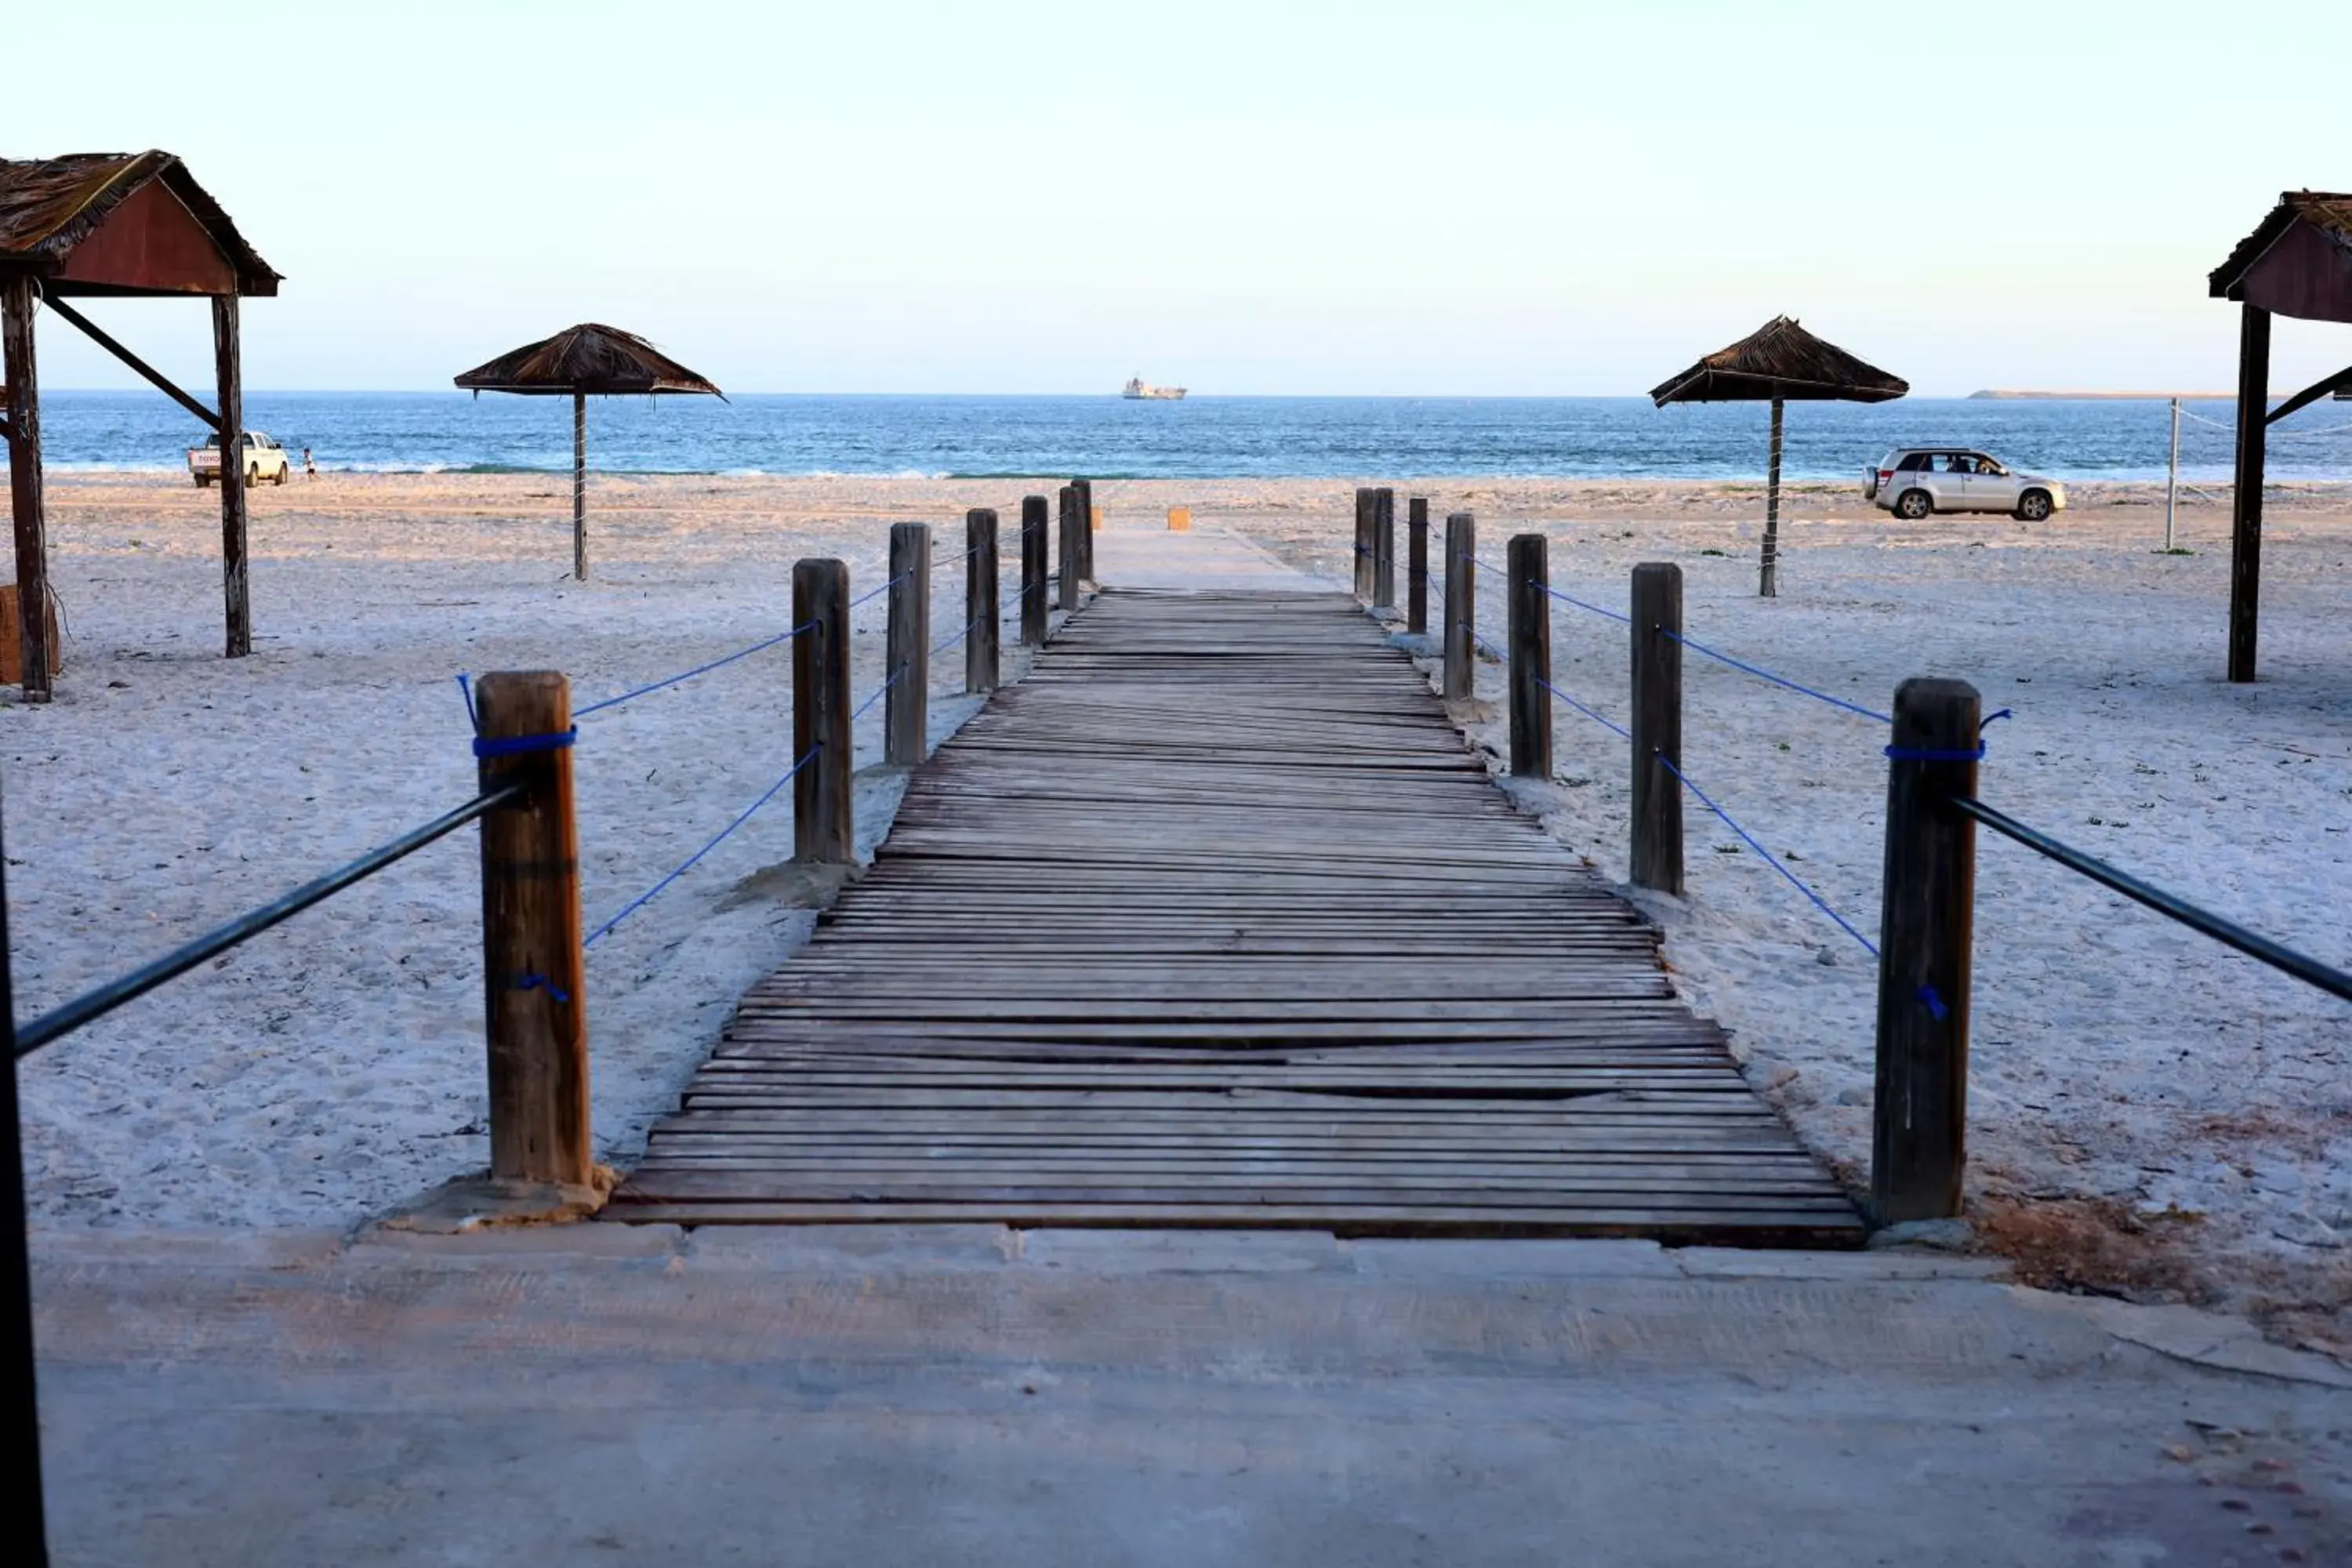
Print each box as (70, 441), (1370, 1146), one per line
(848, 568), (914, 610)
(1654, 751), (1878, 958)
(935, 541), (985, 567)
(583, 744), (822, 947)
(933, 613), (985, 654)
(1473, 554), (1507, 575)
(1543, 584), (1632, 625)
(454, 673), (479, 731)
(850, 665), (906, 721)
(1471, 628), (1504, 659)
(471, 728), (576, 759)
(575, 619), (818, 719)
(1661, 630), (1893, 725)
(1534, 675), (1632, 741)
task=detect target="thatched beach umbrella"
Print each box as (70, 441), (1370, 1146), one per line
(456, 323), (722, 580)
(1651, 316), (1907, 597)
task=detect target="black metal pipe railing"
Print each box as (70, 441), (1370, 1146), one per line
(1949, 794), (2352, 1005)
(12, 784), (521, 1059)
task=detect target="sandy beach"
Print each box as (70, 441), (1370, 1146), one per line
(5, 470), (2348, 1345)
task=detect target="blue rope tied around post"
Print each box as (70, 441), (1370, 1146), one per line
(1659, 629), (1893, 725)
(582, 744), (822, 948)
(470, 728), (577, 760)
(1653, 751), (1879, 959)
(573, 619), (818, 720)
(1534, 675), (1632, 741)
(513, 971), (572, 1004)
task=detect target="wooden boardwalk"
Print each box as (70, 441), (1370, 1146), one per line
(608, 585), (1864, 1243)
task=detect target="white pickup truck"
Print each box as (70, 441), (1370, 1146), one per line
(188, 430), (291, 488)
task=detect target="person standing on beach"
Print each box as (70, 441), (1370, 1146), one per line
(303, 446), (317, 479)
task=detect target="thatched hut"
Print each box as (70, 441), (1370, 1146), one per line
(1651, 317), (1907, 597)
(2206, 191), (2352, 682)
(2, 151), (281, 699)
(455, 324), (721, 581)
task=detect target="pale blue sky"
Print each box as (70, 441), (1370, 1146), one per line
(13, 0), (2350, 394)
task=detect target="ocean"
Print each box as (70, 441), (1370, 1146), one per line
(24, 391), (2352, 484)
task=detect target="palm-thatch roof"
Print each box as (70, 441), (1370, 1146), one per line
(1650, 316), (1907, 405)
(454, 324), (721, 397)
(0, 151), (279, 294)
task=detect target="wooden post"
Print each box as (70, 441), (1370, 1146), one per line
(572, 390), (589, 582)
(212, 294), (251, 659)
(1406, 496), (1429, 634)
(1372, 488), (1396, 611)
(1760, 397), (1784, 599)
(0, 764), (50, 1563)
(2, 278), (51, 703)
(1871, 676), (1980, 1225)
(2227, 303), (2270, 683)
(885, 522), (930, 767)
(1057, 485), (1082, 611)
(793, 559), (855, 864)
(474, 670), (591, 1189)
(1629, 563), (1684, 895)
(965, 507), (999, 694)
(1020, 494), (1049, 645)
(1442, 511), (1475, 702)
(1352, 487), (1374, 600)
(1071, 477), (1094, 586)
(1506, 533), (1551, 778)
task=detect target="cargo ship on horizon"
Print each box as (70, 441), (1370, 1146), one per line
(1122, 377), (1186, 401)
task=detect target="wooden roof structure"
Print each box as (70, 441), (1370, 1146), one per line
(3, 151), (280, 702)
(1650, 316), (1908, 406)
(0, 151), (279, 297)
(455, 325), (721, 580)
(2205, 192), (2352, 682)
(1651, 318), (1907, 597)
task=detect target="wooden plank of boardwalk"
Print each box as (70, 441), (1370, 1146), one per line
(609, 583), (1864, 1244)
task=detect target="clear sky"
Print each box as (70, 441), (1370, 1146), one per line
(13, 0), (2350, 395)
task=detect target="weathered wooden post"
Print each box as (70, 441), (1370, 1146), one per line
(1871, 677), (1981, 1224)
(2227, 303), (2270, 683)
(885, 522), (930, 766)
(1406, 496), (1429, 635)
(1760, 396), (1784, 599)
(1071, 477), (1095, 586)
(474, 670), (591, 1189)
(212, 294), (252, 658)
(1442, 512), (1475, 702)
(571, 390), (589, 582)
(1020, 494), (1049, 645)
(1353, 488), (1374, 601)
(793, 559), (855, 864)
(966, 508), (1000, 694)
(1507, 534), (1551, 777)
(1058, 485), (1082, 612)
(1372, 488), (1396, 611)
(1629, 563), (1684, 895)
(0, 754), (53, 1566)
(2, 277), (52, 703)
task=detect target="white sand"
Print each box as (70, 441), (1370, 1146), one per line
(6, 472), (2348, 1341)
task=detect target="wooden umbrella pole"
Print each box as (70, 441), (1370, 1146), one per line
(1760, 397), (1784, 599)
(572, 391), (588, 582)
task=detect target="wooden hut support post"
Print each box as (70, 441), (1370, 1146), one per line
(1372, 488), (1396, 611)
(2, 278), (50, 702)
(1629, 563), (1684, 895)
(965, 508), (999, 694)
(1442, 512), (1475, 702)
(572, 391), (588, 582)
(1871, 677), (1980, 1224)
(1506, 534), (1551, 778)
(1020, 494), (1049, 645)
(793, 559), (855, 864)
(2227, 304), (2270, 683)
(474, 671), (591, 1189)
(885, 523), (930, 767)
(1761, 397), (1784, 598)
(1406, 496), (1429, 634)
(212, 294), (251, 658)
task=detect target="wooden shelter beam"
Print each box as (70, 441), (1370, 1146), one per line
(39, 296), (220, 431)
(3, 277), (53, 701)
(212, 295), (251, 659)
(2265, 363), (2352, 426)
(2227, 303), (2269, 684)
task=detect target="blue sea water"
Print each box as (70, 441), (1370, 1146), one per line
(24, 390), (2352, 484)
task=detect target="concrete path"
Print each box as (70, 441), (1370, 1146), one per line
(29, 1225), (2352, 1565)
(1091, 520), (1323, 590)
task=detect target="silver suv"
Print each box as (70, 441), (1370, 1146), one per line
(1864, 449), (2065, 521)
